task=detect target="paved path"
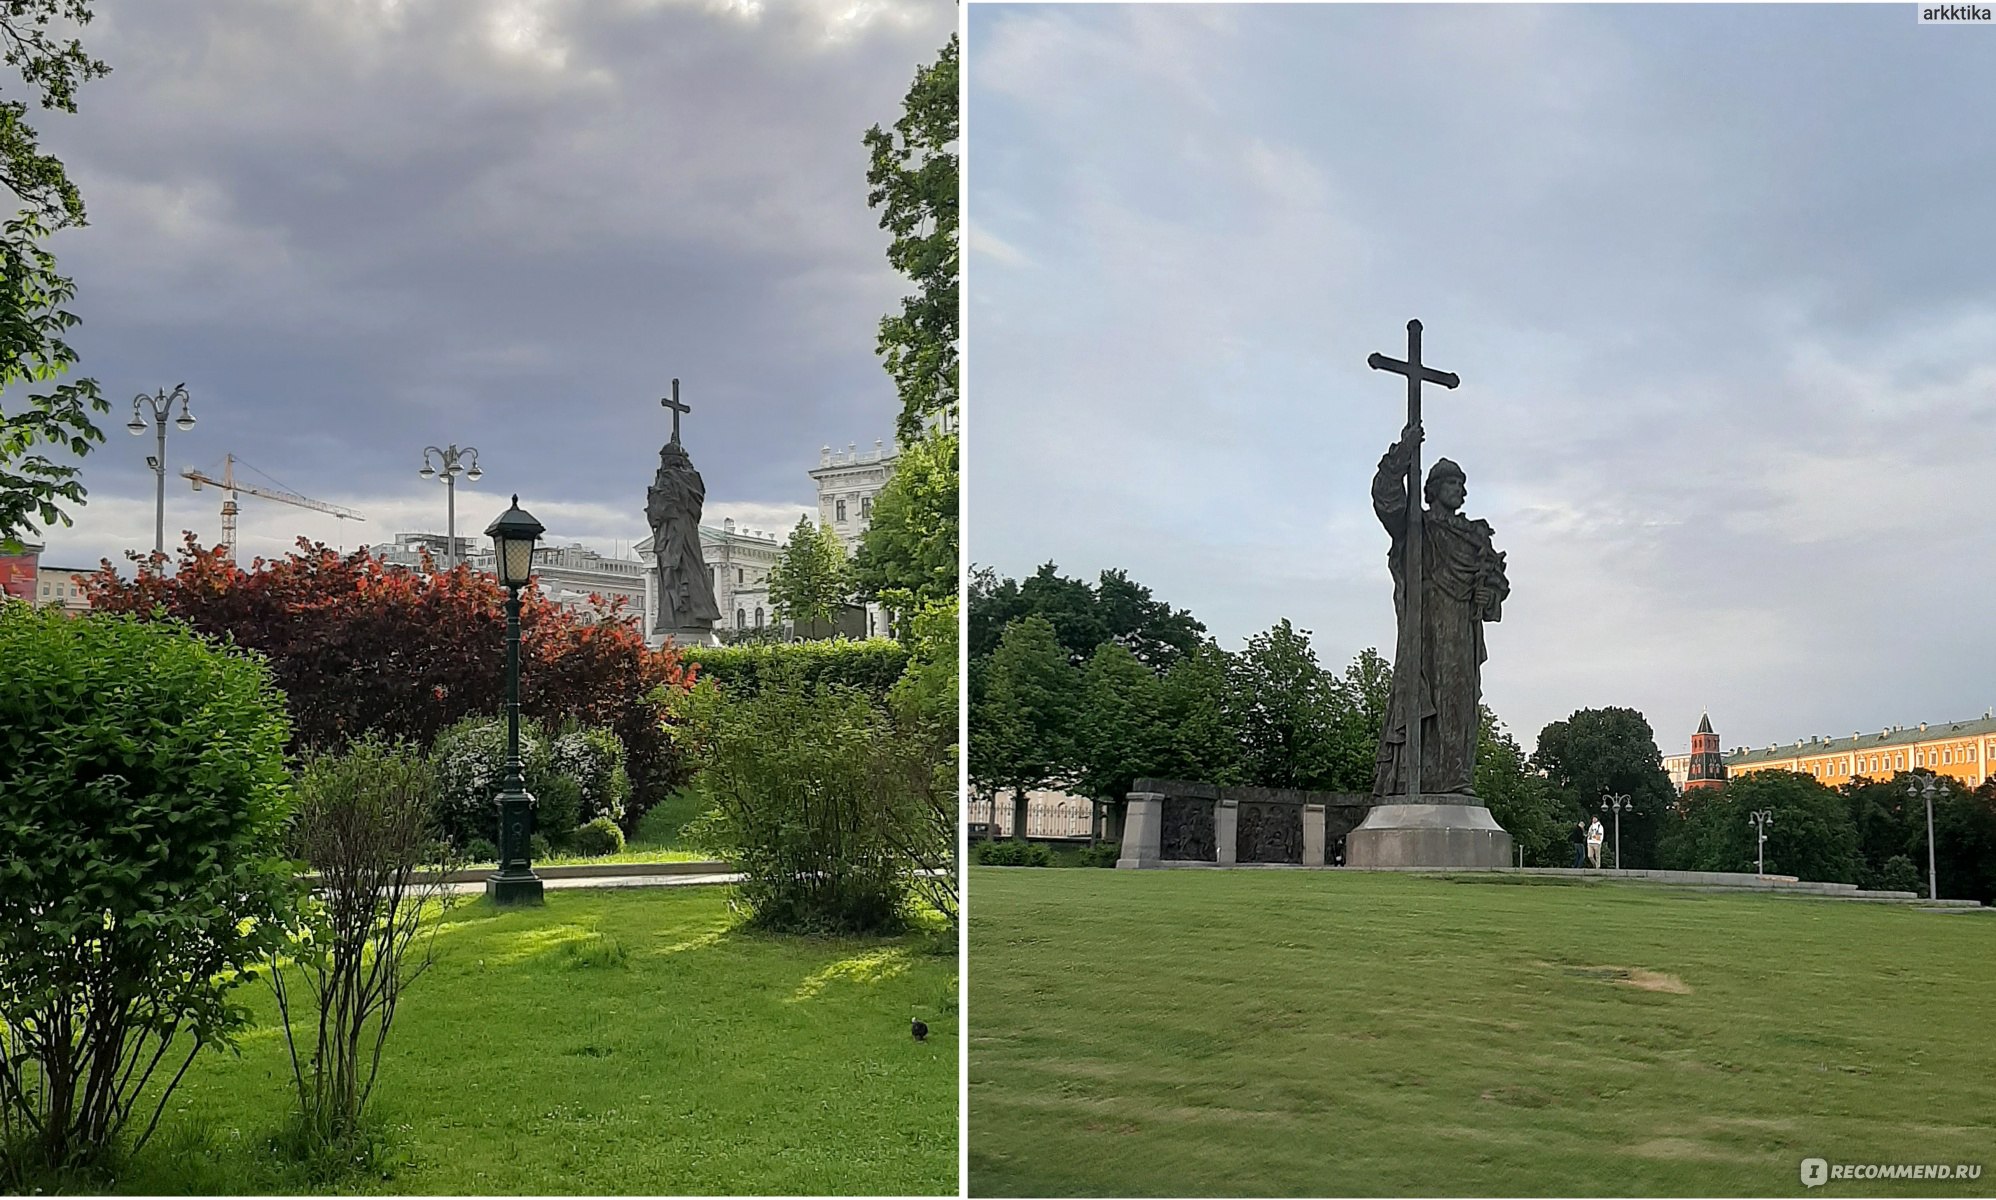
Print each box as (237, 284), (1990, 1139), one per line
(441, 870), (741, 896)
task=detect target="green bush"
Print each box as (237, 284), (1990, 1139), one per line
(276, 736), (457, 1166)
(465, 837), (499, 864)
(1876, 854), (1922, 894)
(431, 717), (630, 849)
(572, 816), (627, 857)
(1073, 843), (1121, 868)
(430, 716), (549, 848)
(685, 638), (910, 699)
(546, 721), (631, 828)
(530, 832), (552, 861)
(679, 676), (909, 934)
(0, 606), (298, 1182)
(977, 839), (1055, 867)
(532, 774), (583, 845)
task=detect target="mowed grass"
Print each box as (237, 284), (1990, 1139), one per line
(461, 789), (720, 869)
(114, 887), (956, 1196)
(968, 868), (1996, 1197)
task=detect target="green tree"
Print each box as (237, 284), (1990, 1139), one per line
(1844, 774), (1923, 886)
(1094, 569), (1206, 671)
(1532, 706), (1677, 868)
(1664, 771), (1861, 883)
(1154, 641), (1245, 786)
(970, 616), (1080, 839)
(1226, 620), (1368, 791)
(1343, 647), (1393, 743)
(1933, 779), (1996, 903)
(852, 427), (957, 621)
(865, 34), (957, 442)
(767, 516), (852, 634)
(0, 3), (109, 551)
(1074, 642), (1166, 804)
(967, 561), (1205, 668)
(1476, 708), (1562, 866)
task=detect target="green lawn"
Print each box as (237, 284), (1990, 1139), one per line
(114, 887), (957, 1195)
(968, 868), (1996, 1197)
(462, 790), (718, 870)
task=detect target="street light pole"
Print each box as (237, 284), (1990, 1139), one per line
(419, 444), (482, 570)
(1749, 809), (1773, 876)
(1601, 793), (1632, 870)
(126, 385), (194, 568)
(1907, 774), (1942, 901)
(484, 495), (545, 906)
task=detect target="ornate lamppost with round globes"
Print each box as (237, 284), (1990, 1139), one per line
(418, 444), (482, 570)
(484, 494), (545, 906)
(126, 384), (194, 568)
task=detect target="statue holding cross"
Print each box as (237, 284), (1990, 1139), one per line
(644, 378), (721, 642)
(661, 378), (691, 445)
(1346, 320), (1514, 869)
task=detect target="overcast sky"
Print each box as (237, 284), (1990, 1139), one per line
(16, 0), (950, 569)
(967, 3), (1996, 758)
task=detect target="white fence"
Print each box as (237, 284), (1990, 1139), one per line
(966, 792), (1097, 839)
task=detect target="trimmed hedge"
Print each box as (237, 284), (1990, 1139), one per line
(685, 637), (909, 699)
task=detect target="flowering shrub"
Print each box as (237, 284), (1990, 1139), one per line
(547, 721), (631, 828)
(430, 716), (630, 849)
(430, 716), (550, 848)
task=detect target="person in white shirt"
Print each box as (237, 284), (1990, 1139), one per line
(1587, 816), (1605, 868)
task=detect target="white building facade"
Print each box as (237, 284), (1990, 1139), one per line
(369, 532), (647, 620)
(808, 439), (899, 637)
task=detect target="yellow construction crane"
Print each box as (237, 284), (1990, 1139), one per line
(183, 453), (365, 562)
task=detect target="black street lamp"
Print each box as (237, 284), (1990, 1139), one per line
(127, 384), (194, 567)
(484, 494), (545, 906)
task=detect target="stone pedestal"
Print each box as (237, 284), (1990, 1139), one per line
(1302, 803), (1328, 867)
(1215, 798), (1239, 866)
(1116, 792), (1164, 869)
(657, 626), (721, 649)
(1344, 799), (1512, 869)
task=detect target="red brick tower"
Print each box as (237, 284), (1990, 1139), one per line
(1686, 712), (1727, 791)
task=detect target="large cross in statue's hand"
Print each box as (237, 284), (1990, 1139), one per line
(1366, 319), (1460, 803)
(661, 378), (691, 445)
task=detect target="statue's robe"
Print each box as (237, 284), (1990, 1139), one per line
(646, 445), (722, 633)
(1371, 444), (1509, 799)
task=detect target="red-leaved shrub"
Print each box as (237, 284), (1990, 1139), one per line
(86, 537), (695, 824)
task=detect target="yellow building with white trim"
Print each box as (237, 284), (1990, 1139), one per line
(1725, 714), (1996, 787)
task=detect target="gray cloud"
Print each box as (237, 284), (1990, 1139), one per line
(967, 3), (1996, 756)
(18, 0), (949, 568)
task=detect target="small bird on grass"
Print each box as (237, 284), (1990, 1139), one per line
(911, 1018), (928, 1042)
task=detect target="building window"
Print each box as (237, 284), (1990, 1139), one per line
(861, 496), (873, 519)
(736, 608), (745, 629)
(754, 607), (764, 628)
(836, 499), (847, 522)
(737, 567), (743, 584)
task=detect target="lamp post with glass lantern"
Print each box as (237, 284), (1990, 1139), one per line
(418, 444), (481, 569)
(484, 495), (545, 906)
(1748, 809), (1773, 877)
(1906, 774), (1942, 901)
(1600, 792), (1633, 870)
(126, 385), (194, 566)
